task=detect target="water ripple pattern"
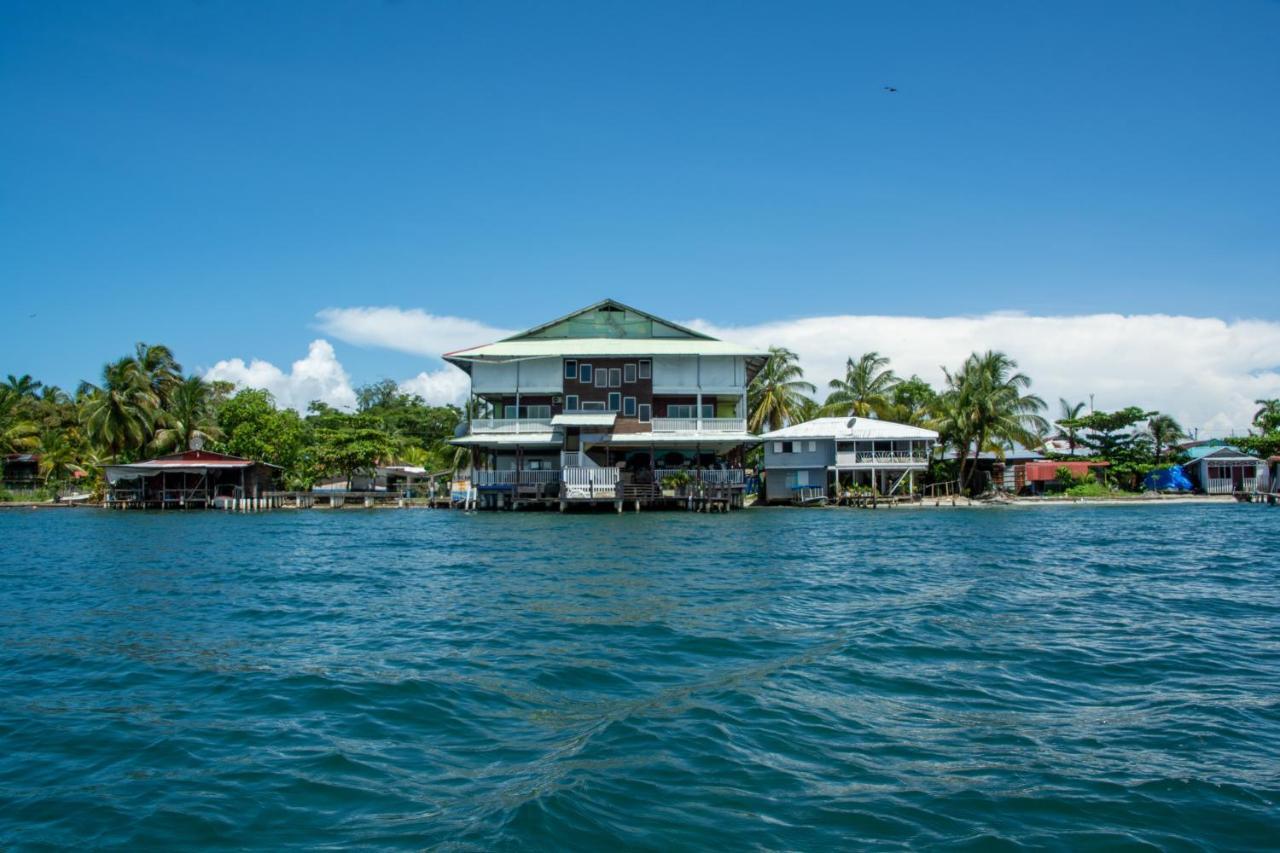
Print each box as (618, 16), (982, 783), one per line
(1, 505), (1278, 849)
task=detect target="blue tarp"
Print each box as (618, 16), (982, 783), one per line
(1144, 467), (1193, 492)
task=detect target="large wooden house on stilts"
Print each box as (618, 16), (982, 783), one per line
(445, 299), (767, 511)
(104, 449), (282, 510)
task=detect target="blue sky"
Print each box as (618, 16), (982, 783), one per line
(3, 0), (1279, 423)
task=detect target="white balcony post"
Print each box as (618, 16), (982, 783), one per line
(696, 392), (703, 431)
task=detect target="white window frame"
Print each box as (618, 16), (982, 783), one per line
(638, 359), (651, 379)
(527, 405), (551, 419)
(638, 403), (652, 423)
(808, 441), (816, 452)
(773, 442), (783, 454)
(607, 392), (621, 412)
(595, 368), (609, 388)
(701, 404), (714, 419)
(624, 363), (637, 383)
(564, 359), (577, 380)
(579, 363), (592, 384)
(504, 405), (518, 419)
(623, 396), (637, 416)
(609, 368), (622, 388)
(582, 401), (606, 411)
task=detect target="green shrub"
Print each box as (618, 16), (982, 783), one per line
(1064, 481), (1113, 498)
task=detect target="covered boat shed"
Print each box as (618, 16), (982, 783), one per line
(105, 449), (282, 509)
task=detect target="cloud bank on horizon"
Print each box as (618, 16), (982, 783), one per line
(206, 306), (1280, 436)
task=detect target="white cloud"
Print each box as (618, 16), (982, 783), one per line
(314, 306), (513, 357)
(688, 312), (1280, 437)
(399, 367), (472, 406)
(205, 339), (358, 412)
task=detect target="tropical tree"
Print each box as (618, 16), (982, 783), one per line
(36, 429), (81, 486)
(1147, 413), (1185, 465)
(0, 388), (39, 455)
(150, 376), (223, 453)
(942, 351), (1049, 494)
(1254, 399), (1280, 434)
(1055, 398), (1087, 451)
(79, 358), (160, 460)
(821, 352), (898, 418)
(5, 374), (42, 399)
(748, 347), (816, 432)
(884, 375), (938, 427)
(314, 415), (396, 489)
(131, 342), (183, 409)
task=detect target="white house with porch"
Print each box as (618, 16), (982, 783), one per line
(760, 417), (938, 504)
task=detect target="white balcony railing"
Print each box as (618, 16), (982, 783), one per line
(473, 469), (561, 486)
(835, 450), (931, 466)
(650, 417), (747, 434)
(1207, 476), (1256, 495)
(468, 418), (554, 435)
(655, 468), (745, 485)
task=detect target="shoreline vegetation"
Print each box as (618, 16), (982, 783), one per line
(4, 342), (1279, 507)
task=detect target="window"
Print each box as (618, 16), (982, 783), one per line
(702, 404), (714, 419)
(624, 363), (637, 383)
(564, 359), (577, 380)
(638, 359), (651, 379)
(582, 401), (606, 411)
(595, 368), (609, 388)
(667, 404), (692, 418)
(579, 363), (592, 383)
(504, 404), (550, 419)
(609, 368), (622, 388)
(623, 396), (637, 416)
(608, 392), (621, 412)
(638, 403), (651, 423)
(773, 442), (784, 454)
(808, 441), (816, 452)
(565, 394), (579, 411)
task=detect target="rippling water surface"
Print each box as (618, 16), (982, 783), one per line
(1, 505), (1278, 849)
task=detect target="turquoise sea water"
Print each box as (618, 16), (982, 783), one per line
(1, 505), (1277, 850)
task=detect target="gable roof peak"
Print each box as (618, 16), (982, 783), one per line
(502, 298), (717, 342)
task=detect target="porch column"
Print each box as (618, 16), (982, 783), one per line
(696, 392), (703, 431)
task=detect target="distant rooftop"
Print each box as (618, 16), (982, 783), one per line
(761, 417), (938, 441)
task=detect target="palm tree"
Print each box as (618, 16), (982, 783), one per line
(149, 376), (223, 453)
(80, 358), (160, 461)
(5, 374), (42, 399)
(1254, 399), (1280, 433)
(748, 347), (816, 432)
(821, 352), (898, 418)
(1147, 414), (1184, 464)
(36, 429), (80, 486)
(0, 388), (39, 455)
(1055, 398), (1087, 452)
(132, 343), (183, 409)
(944, 351), (1048, 494)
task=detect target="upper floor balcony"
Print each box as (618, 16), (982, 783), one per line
(650, 417), (748, 434)
(467, 417), (555, 435)
(834, 448), (933, 467)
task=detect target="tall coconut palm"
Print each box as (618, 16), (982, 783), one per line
(945, 351), (1048, 494)
(820, 352), (898, 418)
(1254, 399), (1280, 433)
(132, 343), (183, 409)
(80, 358), (160, 461)
(748, 347), (816, 432)
(1055, 398), (1087, 451)
(5, 374), (42, 399)
(150, 375), (223, 453)
(1147, 414), (1184, 464)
